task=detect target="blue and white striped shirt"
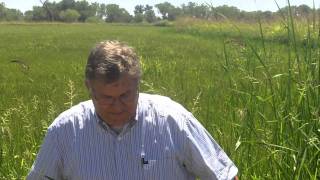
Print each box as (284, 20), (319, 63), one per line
(28, 93), (238, 180)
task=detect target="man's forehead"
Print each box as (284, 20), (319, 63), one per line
(89, 75), (139, 88)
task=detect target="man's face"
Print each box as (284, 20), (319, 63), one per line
(86, 75), (139, 128)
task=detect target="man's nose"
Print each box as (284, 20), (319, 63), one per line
(110, 98), (124, 110)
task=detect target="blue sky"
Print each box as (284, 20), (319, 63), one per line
(1, 0), (319, 14)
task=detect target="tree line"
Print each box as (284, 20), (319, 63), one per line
(0, 0), (317, 23)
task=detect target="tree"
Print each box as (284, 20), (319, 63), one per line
(47, 1), (61, 21)
(105, 4), (121, 22)
(144, 5), (153, 11)
(0, 2), (6, 21)
(133, 5), (144, 23)
(144, 5), (156, 23)
(168, 7), (182, 21)
(0, 2), (23, 21)
(155, 2), (180, 20)
(134, 5), (144, 15)
(97, 3), (107, 19)
(59, 9), (80, 22)
(105, 4), (132, 23)
(32, 6), (47, 21)
(58, 0), (75, 11)
(74, 0), (96, 22)
(155, 2), (175, 19)
(5, 8), (23, 21)
(118, 8), (132, 22)
(85, 16), (103, 23)
(213, 5), (240, 20)
(133, 13), (143, 23)
(24, 10), (34, 21)
(181, 2), (196, 16)
(277, 6), (298, 17)
(261, 11), (273, 20)
(40, 0), (54, 21)
(194, 4), (209, 18)
(296, 4), (311, 17)
(133, 4), (156, 23)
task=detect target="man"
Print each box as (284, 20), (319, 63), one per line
(28, 40), (238, 180)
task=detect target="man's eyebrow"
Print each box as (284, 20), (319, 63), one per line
(44, 175), (54, 180)
(100, 94), (113, 98)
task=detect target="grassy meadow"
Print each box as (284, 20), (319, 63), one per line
(0, 17), (320, 179)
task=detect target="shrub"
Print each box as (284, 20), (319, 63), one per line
(59, 9), (80, 22)
(85, 16), (104, 23)
(153, 20), (172, 27)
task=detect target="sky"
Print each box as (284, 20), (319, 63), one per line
(1, 0), (319, 14)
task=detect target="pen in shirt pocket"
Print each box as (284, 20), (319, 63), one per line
(141, 153), (149, 166)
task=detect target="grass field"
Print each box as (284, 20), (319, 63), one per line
(0, 18), (319, 179)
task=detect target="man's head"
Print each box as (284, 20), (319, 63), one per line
(85, 40), (140, 128)
(85, 40), (140, 83)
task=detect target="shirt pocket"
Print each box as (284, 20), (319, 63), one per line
(142, 153), (176, 180)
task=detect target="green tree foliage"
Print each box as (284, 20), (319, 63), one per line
(59, 9), (80, 22)
(5, 9), (23, 21)
(97, 4), (107, 19)
(155, 2), (174, 20)
(0, 1), (317, 23)
(133, 4), (156, 23)
(213, 5), (240, 20)
(105, 4), (121, 22)
(133, 5), (144, 23)
(31, 6), (47, 21)
(74, 0), (96, 22)
(85, 16), (104, 23)
(40, 0), (54, 21)
(105, 4), (132, 23)
(24, 10), (33, 21)
(134, 5), (144, 15)
(296, 4), (311, 17)
(58, 0), (76, 11)
(0, 2), (23, 21)
(0, 2), (7, 21)
(170, 7), (182, 21)
(275, 5), (311, 18)
(133, 13), (144, 23)
(26, 0), (97, 22)
(144, 6), (156, 23)
(193, 4), (210, 18)
(155, 2), (181, 21)
(181, 2), (210, 18)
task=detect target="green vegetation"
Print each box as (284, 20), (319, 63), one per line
(0, 0), (317, 23)
(0, 11), (320, 179)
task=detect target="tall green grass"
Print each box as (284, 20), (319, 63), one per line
(171, 5), (320, 179)
(0, 13), (319, 180)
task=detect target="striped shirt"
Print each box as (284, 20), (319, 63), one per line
(27, 93), (238, 180)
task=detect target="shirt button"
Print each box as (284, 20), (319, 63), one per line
(117, 136), (122, 141)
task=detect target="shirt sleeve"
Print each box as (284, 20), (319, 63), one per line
(182, 113), (238, 180)
(27, 127), (64, 180)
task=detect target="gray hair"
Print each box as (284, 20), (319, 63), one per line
(85, 40), (141, 83)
